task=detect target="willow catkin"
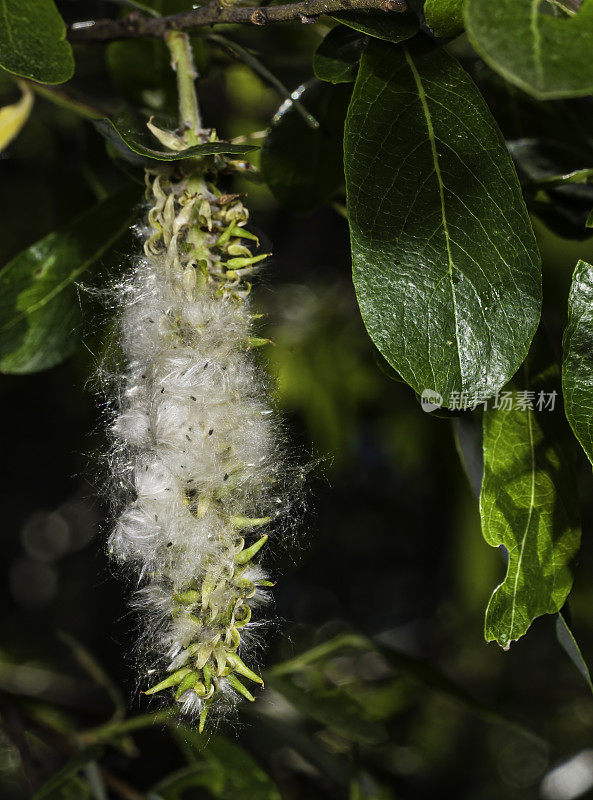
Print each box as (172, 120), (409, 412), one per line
(109, 153), (292, 731)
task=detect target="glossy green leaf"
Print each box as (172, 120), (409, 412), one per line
(261, 81), (352, 213)
(313, 26), (366, 83)
(345, 37), (541, 407)
(465, 0), (593, 100)
(32, 746), (103, 799)
(424, 0), (465, 37)
(95, 110), (257, 162)
(0, 0), (74, 84)
(480, 349), (581, 648)
(563, 259), (593, 463)
(0, 187), (139, 374)
(331, 9), (420, 43)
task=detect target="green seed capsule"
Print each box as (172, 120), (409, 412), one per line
(144, 667), (192, 695)
(175, 671), (200, 699)
(174, 590), (201, 604)
(231, 516), (271, 531)
(230, 225), (259, 243)
(216, 223), (235, 247)
(247, 337), (273, 349)
(235, 533), (269, 564)
(203, 663), (212, 694)
(225, 253), (270, 270)
(226, 673), (255, 701)
(227, 243), (252, 258)
(199, 698), (213, 734)
(234, 605), (252, 628)
(227, 653), (263, 685)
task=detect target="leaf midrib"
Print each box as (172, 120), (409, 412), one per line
(508, 408), (537, 640)
(403, 45), (463, 390)
(529, 0), (544, 87)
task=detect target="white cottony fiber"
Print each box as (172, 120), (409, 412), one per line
(107, 166), (296, 728)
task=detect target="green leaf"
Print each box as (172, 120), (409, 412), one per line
(269, 675), (388, 745)
(465, 0), (593, 100)
(95, 110), (257, 162)
(508, 139), (593, 187)
(261, 81), (352, 213)
(51, 778), (91, 800)
(150, 764), (221, 800)
(269, 633), (372, 676)
(32, 746), (103, 799)
(0, 186), (139, 374)
(331, 9), (420, 43)
(0, 82), (33, 152)
(167, 728), (281, 800)
(509, 139), (593, 240)
(266, 635), (386, 743)
(424, 0), (465, 37)
(313, 25), (366, 84)
(0, 0), (74, 84)
(452, 414), (483, 497)
(480, 343), (581, 648)
(270, 634), (542, 742)
(563, 259), (593, 463)
(345, 38), (541, 407)
(556, 612), (593, 695)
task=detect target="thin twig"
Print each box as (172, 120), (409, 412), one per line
(165, 30), (202, 139)
(68, 0), (408, 42)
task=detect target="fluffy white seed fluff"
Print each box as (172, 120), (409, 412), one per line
(108, 160), (292, 729)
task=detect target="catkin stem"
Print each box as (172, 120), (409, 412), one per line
(165, 30), (202, 141)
